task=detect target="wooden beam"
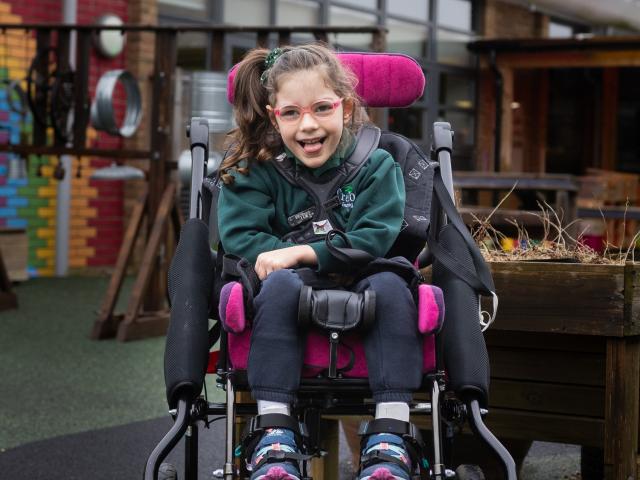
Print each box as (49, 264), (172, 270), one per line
(601, 68), (619, 170)
(532, 70), (548, 173)
(499, 67), (513, 172)
(146, 30), (177, 314)
(603, 337), (640, 479)
(0, 248), (17, 311)
(117, 183), (176, 341)
(91, 190), (147, 339)
(490, 49), (640, 70)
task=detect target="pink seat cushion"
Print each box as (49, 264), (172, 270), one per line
(226, 52), (425, 108)
(227, 327), (436, 377)
(219, 281), (440, 377)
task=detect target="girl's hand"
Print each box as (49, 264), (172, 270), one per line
(255, 245), (317, 280)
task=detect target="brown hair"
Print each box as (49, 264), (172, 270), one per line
(220, 43), (367, 184)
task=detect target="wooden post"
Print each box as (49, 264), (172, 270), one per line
(116, 183), (176, 341)
(210, 31), (225, 71)
(91, 190), (147, 339)
(145, 29), (177, 313)
(603, 337), (639, 480)
(0, 248), (17, 311)
(73, 30), (91, 150)
(601, 68), (619, 171)
(32, 29), (50, 146)
(499, 67), (514, 172)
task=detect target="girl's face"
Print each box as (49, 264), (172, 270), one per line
(269, 68), (353, 169)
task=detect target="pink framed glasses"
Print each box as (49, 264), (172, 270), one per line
(273, 98), (343, 123)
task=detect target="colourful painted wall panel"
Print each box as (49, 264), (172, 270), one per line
(0, 0), (129, 275)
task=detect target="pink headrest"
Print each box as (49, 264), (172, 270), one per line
(226, 52), (425, 108)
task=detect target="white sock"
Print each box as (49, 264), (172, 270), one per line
(257, 400), (290, 416)
(375, 402), (410, 423)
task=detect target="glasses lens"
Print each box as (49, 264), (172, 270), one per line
(279, 106), (300, 122)
(313, 101), (337, 117)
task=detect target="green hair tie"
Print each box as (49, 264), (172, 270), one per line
(260, 47), (284, 86)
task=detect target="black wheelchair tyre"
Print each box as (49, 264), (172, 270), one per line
(455, 464), (485, 480)
(158, 462), (178, 480)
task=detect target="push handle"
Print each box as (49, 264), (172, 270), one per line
(432, 122), (455, 204)
(187, 117), (210, 220)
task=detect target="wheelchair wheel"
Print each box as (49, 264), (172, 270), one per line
(158, 462), (178, 480)
(455, 464), (485, 480)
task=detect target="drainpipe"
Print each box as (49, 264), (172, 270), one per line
(489, 49), (503, 173)
(56, 0), (76, 276)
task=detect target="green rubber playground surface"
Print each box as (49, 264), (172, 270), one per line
(0, 275), (223, 451)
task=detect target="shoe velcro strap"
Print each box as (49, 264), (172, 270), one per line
(241, 414), (310, 461)
(254, 449), (315, 470)
(358, 419), (425, 450)
(360, 450), (412, 476)
(243, 413), (308, 441)
(253, 413), (308, 437)
(358, 418), (412, 437)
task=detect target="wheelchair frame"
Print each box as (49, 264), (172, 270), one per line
(143, 119), (517, 480)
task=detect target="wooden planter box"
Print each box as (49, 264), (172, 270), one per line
(482, 261), (640, 480)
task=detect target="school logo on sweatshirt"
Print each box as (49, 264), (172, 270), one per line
(337, 184), (356, 209)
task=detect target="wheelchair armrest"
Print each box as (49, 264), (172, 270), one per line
(165, 218), (214, 408)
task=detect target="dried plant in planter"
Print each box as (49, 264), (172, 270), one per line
(467, 190), (636, 265)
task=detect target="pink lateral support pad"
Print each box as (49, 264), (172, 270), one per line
(417, 284), (445, 335)
(219, 281), (247, 333)
(226, 52), (425, 108)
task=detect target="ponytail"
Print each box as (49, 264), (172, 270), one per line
(220, 49), (282, 185)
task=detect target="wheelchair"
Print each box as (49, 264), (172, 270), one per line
(144, 52), (517, 480)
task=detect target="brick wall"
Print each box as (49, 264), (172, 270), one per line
(0, 0), (136, 275)
(0, 3), (56, 276)
(75, 0), (129, 269)
(482, 0), (548, 39)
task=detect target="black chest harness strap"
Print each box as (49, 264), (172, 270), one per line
(273, 125), (381, 244)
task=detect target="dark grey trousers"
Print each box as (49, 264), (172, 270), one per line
(248, 268), (423, 404)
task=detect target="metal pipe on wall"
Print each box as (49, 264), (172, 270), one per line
(56, 0), (76, 276)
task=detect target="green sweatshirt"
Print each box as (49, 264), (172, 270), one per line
(217, 135), (406, 273)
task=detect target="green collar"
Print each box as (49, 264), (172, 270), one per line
(284, 129), (356, 177)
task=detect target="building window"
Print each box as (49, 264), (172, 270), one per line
(436, 29), (473, 66)
(225, 0), (271, 25)
(439, 71), (474, 109)
(389, 107), (425, 139)
(548, 21), (573, 38)
(329, 6), (378, 50)
(387, 18), (428, 58)
(277, 0), (321, 25)
(334, 0), (378, 9)
(388, 0), (430, 21)
(437, 0), (473, 31)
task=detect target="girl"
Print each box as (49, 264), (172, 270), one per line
(218, 44), (423, 480)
